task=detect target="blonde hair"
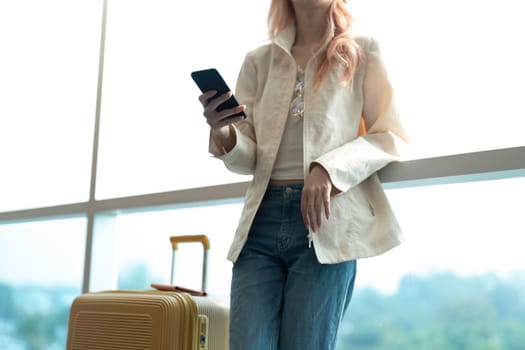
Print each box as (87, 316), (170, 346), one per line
(268, 0), (361, 89)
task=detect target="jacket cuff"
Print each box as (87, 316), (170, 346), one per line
(208, 125), (243, 162)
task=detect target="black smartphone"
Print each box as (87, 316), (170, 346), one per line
(191, 68), (246, 119)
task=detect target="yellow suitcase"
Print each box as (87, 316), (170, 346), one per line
(66, 235), (229, 350)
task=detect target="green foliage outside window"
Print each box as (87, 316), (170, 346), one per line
(1, 272), (524, 349)
(337, 272), (525, 350)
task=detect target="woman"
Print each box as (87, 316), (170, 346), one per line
(198, 0), (408, 348)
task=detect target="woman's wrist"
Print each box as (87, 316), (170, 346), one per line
(212, 125), (236, 153)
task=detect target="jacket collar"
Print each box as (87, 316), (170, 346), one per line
(272, 25), (296, 53)
(271, 24), (334, 55)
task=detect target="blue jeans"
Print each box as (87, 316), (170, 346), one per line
(230, 184), (357, 350)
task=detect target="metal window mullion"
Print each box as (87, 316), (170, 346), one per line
(83, 0), (108, 294)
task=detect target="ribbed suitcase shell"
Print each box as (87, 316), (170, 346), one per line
(66, 291), (229, 350)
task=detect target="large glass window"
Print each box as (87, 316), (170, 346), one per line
(0, 218), (86, 350)
(96, 0), (525, 199)
(337, 177), (525, 349)
(89, 178), (525, 349)
(0, 0), (103, 212)
(95, 0), (269, 199)
(349, 0), (525, 159)
(87, 202), (243, 296)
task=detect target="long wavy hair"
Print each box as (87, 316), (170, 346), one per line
(267, 0), (361, 89)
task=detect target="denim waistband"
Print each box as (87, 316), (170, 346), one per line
(263, 183), (304, 200)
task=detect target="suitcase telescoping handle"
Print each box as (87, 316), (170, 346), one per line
(169, 235), (210, 294)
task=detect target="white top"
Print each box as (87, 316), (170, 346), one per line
(271, 68), (305, 180)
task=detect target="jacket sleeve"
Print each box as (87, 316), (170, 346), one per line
(208, 52), (258, 175)
(313, 37), (409, 192)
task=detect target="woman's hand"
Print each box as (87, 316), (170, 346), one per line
(301, 164), (340, 232)
(199, 90), (246, 141)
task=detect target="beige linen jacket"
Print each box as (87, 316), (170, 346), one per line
(209, 25), (409, 264)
